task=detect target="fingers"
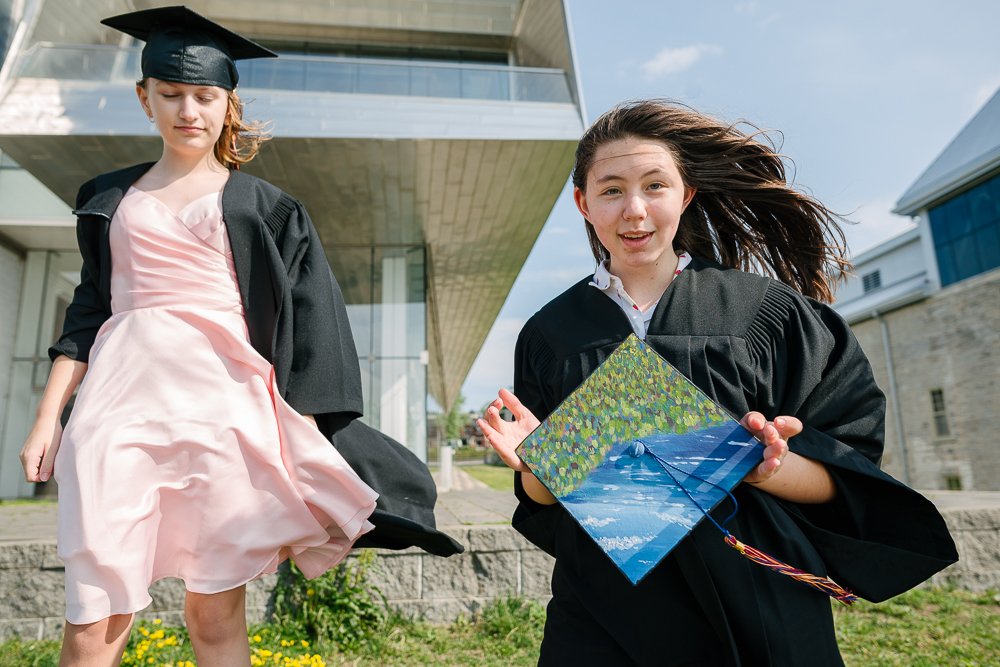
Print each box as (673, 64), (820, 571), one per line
(740, 411), (767, 433)
(20, 447), (43, 482)
(498, 388), (541, 431)
(773, 415), (803, 439)
(478, 389), (541, 473)
(741, 411), (799, 447)
(741, 411), (793, 485)
(475, 415), (527, 472)
(482, 403), (509, 435)
(38, 438), (60, 483)
(19, 435), (47, 483)
(498, 388), (525, 416)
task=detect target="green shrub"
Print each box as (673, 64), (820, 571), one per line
(271, 551), (387, 651)
(475, 597), (546, 652)
(0, 640), (60, 667)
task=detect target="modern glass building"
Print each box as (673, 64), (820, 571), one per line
(0, 0), (586, 499)
(925, 174), (1000, 287)
(894, 86), (1000, 290)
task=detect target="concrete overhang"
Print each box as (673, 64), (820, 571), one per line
(0, 76), (582, 408)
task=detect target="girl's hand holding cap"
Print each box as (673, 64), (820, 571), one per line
(741, 411), (800, 485)
(477, 388), (541, 473)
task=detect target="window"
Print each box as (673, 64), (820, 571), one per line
(930, 389), (950, 437)
(944, 474), (963, 491)
(0, 150), (20, 169)
(861, 270), (882, 293)
(929, 171), (1000, 287)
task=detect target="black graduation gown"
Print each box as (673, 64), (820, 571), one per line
(50, 162), (462, 557)
(512, 257), (958, 666)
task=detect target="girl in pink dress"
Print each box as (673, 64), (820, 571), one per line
(18, 7), (378, 666)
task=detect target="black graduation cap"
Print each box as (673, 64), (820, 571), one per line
(101, 5), (277, 90)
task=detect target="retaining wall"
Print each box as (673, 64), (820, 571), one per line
(1, 508), (996, 641)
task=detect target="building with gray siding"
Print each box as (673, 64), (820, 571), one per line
(834, 88), (1000, 491)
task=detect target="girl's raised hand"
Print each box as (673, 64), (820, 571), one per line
(477, 388), (541, 473)
(20, 417), (63, 483)
(740, 412), (802, 485)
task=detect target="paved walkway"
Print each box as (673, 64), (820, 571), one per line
(0, 467), (519, 545)
(3, 481), (997, 545)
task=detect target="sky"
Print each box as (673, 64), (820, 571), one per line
(457, 0), (1000, 412)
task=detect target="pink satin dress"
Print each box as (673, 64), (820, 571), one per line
(54, 187), (378, 625)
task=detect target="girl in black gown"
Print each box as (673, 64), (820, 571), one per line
(479, 100), (957, 666)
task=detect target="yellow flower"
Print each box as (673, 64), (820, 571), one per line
(306, 588), (315, 597)
(253, 634), (263, 643)
(300, 640), (310, 648)
(152, 618), (162, 625)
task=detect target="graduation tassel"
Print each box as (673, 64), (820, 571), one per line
(628, 440), (858, 606)
(722, 533), (857, 605)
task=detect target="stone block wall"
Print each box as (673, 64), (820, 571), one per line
(3, 511), (996, 641)
(851, 268), (1000, 490)
(0, 525), (554, 640)
(931, 506), (1000, 592)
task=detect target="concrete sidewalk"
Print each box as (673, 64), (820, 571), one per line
(4, 483), (1000, 545)
(0, 468), (518, 545)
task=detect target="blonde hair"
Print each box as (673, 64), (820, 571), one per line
(215, 88), (271, 169)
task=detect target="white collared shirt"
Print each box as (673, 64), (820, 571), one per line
(589, 252), (692, 339)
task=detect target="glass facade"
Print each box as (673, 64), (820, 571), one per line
(16, 44), (574, 105)
(929, 171), (1000, 286)
(333, 245), (428, 461)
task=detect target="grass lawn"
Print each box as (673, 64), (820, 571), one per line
(463, 464), (515, 492)
(2, 588), (995, 666)
(835, 586), (1000, 666)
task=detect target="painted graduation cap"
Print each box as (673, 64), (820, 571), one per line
(515, 334), (859, 604)
(101, 5), (277, 90)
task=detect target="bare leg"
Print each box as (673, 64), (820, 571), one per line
(185, 586), (250, 666)
(59, 613), (134, 667)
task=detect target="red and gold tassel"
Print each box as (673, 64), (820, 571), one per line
(723, 533), (858, 605)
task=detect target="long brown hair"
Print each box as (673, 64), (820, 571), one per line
(138, 79), (270, 169)
(573, 99), (851, 302)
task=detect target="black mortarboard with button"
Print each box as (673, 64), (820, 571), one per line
(101, 5), (277, 90)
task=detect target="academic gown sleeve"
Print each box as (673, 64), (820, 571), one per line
(746, 281), (958, 602)
(267, 195), (464, 557)
(48, 181), (111, 363)
(268, 197), (364, 434)
(511, 317), (567, 558)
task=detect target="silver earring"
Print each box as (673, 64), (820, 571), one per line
(148, 115), (154, 123)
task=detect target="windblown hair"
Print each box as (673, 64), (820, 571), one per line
(138, 79), (271, 170)
(572, 99), (851, 302)
(215, 88), (270, 169)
